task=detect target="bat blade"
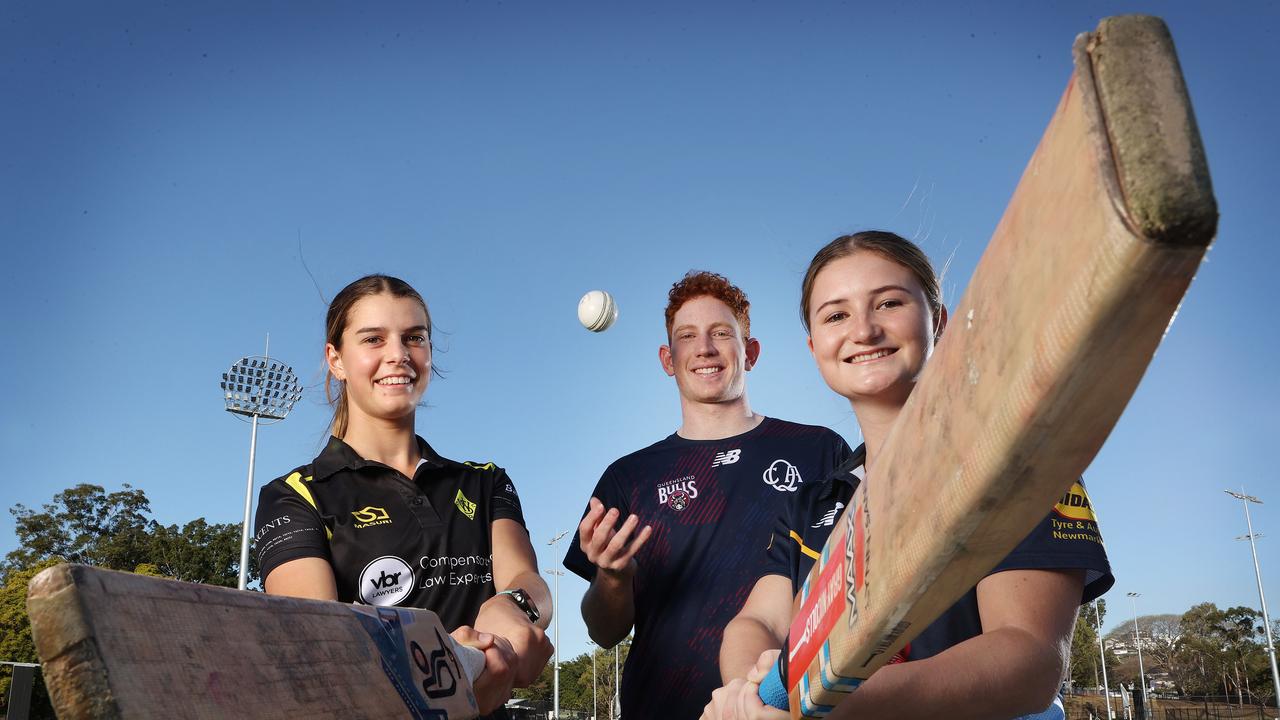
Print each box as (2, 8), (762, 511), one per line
(780, 15), (1216, 717)
(26, 564), (485, 719)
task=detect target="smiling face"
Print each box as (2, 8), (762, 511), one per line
(660, 295), (760, 407)
(326, 292), (432, 430)
(806, 251), (945, 407)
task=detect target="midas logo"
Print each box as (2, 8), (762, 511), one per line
(1054, 482), (1098, 522)
(352, 506), (392, 529)
(455, 490), (477, 520)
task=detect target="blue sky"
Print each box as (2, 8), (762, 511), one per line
(2, 1), (1277, 661)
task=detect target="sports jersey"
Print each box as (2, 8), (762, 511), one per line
(254, 435), (526, 632)
(764, 444), (1114, 664)
(563, 417), (852, 720)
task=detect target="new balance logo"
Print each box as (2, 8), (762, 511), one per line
(812, 502), (845, 528)
(712, 449), (741, 467)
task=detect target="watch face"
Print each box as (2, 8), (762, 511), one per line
(506, 588), (539, 622)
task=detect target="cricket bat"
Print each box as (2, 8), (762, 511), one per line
(26, 563), (487, 719)
(760, 15), (1216, 717)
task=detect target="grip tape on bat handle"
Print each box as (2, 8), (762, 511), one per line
(450, 640), (488, 683)
(756, 658), (789, 709)
(755, 657), (1065, 719)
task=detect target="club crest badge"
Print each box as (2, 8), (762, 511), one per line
(656, 476), (698, 511)
(668, 489), (690, 511)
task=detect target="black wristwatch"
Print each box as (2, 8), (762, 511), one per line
(497, 588), (540, 623)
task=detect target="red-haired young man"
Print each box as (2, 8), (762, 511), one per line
(563, 271), (852, 720)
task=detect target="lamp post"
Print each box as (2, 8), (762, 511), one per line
(1225, 489), (1280, 718)
(1126, 592), (1148, 719)
(544, 568), (564, 718)
(588, 640), (598, 720)
(220, 340), (303, 590)
(1094, 601), (1114, 720)
(545, 531), (568, 719)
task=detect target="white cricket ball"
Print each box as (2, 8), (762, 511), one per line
(578, 290), (618, 332)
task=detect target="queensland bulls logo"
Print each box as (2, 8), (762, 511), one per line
(657, 476), (698, 511)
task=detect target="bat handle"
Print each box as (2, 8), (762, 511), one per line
(756, 658), (789, 710)
(449, 640), (488, 683)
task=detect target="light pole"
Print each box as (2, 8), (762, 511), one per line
(220, 342), (302, 590)
(1225, 489), (1280, 718)
(588, 640), (598, 720)
(614, 643), (621, 720)
(545, 531), (568, 719)
(1094, 601), (1114, 720)
(1126, 592), (1148, 719)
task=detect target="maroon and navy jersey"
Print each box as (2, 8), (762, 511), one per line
(563, 417), (851, 720)
(765, 444), (1114, 663)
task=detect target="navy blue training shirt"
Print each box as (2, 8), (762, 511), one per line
(563, 417), (852, 720)
(764, 445), (1114, 663)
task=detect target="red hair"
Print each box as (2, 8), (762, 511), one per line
(664, 271), (751, 339)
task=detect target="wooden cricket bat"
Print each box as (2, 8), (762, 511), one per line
(26, 564), (487, 719)
(761, 15), (1216, 717)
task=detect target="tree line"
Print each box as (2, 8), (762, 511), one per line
(1, 483), (249, 717)
(1069, 598), (1279, 706)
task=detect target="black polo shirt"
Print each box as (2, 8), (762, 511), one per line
(764, 444), (1114, 663)
(254, 435), (526, 631)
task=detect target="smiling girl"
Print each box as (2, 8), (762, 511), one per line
(252, 274), (552, 718)
(706, 232), (1113, 720)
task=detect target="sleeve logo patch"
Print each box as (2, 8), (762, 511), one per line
(454, 490), (478, 520)
(352, 506), (392, 529)
(1053, 482), (1098, 522)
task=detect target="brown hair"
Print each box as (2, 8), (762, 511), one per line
(664, 271), (751, 339)
(324, 274), (435, 438)
(800, 231), (942, 334)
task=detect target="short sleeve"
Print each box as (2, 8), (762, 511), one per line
(489, 468), (527, 526)
(254, 474), (331, 581)
(562, 465), (628, 583)
(990, 477), (1114, 603)
(759, 504), (796, 584)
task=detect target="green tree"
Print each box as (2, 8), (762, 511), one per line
(0, 558), (62, 719)
(2, 484), (253, 719)
(1071, 599), (1120, 689)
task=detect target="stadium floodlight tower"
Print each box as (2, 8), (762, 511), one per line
(221, 342), (303, 591)
(1224, 489), (1280, 719)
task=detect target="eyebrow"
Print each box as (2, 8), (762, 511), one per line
(352, 325), (429, 335)
(673, 322), (736, 334)
(813, 285), (914, 315)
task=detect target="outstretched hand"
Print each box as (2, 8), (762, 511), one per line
(577, 497), (652, 579)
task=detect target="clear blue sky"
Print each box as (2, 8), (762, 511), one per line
(2, 2), (1277, 660)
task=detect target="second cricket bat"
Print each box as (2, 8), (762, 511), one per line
(27, 564), (487, 719)
(764, 15), (1216, 717)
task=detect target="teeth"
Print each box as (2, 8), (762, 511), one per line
(694, 367), (721, 375)
(377, 377), (412, 385)
(851, 349), (892, 363)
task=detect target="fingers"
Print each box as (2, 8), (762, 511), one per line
(747, 648), (781, 683)
(584, 506), (652, 573)
(471, 634), (517, 715)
